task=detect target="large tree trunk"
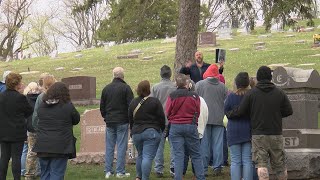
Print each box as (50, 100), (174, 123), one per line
(174, 0), (200, 75)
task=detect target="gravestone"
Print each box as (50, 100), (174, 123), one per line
(218, 22), (232, 39)
(50, 50), (58, 59)
(198, 32), (216, 46)
(70, 109), (137, 165)
(117, 54), (139, 59)
(71, 109), (106, 164)
(272, 67), (320, 179)
(142, 56), (153, 60)
(61, 76), (98, 105)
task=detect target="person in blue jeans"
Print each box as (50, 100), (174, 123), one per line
(128, 80), (165, 180)
(166, 74), (205, 180)
(224, 72), (253, 180)
(150, 65), (176, 177)
(100, 67), (134, 178)
(33, 82), (80, 180)
(196, 64), (228, 176)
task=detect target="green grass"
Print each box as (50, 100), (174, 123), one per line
(2, 23), (320, 179)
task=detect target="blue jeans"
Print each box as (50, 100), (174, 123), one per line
(201, 125), (224, 174)
(230, 142), (253, 180)
(169, 124), (205, 180)
(39, 157), (68, 180)
(21, 143), (28, 175)
(133, 128), (161, 180)
(154, 136), (175, 173)
(105, 123), (129, 174)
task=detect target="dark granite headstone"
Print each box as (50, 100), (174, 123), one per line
(198, 32), (216, 46)
(61, 76), (97, 105)
(272, 67), (320, 179)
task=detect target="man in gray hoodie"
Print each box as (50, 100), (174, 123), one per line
(150, 65), (176, 177)
(196, 64), (228, 176)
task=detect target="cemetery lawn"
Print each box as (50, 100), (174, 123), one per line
(2, 20), (320, 179)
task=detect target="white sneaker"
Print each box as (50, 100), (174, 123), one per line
(116, 173), (130, 178)
(105, 172), (113, 179)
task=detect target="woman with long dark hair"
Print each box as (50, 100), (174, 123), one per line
(34, 82), (80, 180)
(0, 72), (33, 180)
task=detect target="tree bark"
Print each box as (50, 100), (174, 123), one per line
(174, 0), (200, 75)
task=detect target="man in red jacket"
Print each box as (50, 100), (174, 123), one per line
(166, 74), (205, 180)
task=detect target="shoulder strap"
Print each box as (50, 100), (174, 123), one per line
(133, 96), (149, 118)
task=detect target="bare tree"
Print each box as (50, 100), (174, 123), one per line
(21, 13), (59, 57)
(201, 0), (230, 32)
(52, 0), (109, 49)
(0, 0), (33, 60)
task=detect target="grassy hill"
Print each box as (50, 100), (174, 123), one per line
(2, 25), (320, 179)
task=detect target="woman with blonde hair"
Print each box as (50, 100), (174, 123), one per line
(21, 82), (42, 179)
(32, 74), (56, 129)
(0, 72), (33, 180)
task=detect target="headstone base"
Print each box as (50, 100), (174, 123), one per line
(70, 152), (105, 165)
(286, 149), (320, 179)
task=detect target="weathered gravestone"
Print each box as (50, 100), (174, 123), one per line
(70, 109), (137, 164)
(61, 76), (98, 105)
(198, 32), (216, 46)
(218, 22), (232, 39)
(272, 67), (320, 179)
(71, 109), (106, 164)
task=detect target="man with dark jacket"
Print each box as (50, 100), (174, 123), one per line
(100, 67), (134, 179)
(179, 51), (223, 83)
(226, 66), (293, 180)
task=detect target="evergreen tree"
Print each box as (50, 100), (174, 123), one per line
(96, 0), (178, 43)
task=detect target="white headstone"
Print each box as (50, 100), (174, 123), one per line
(74, 54), (83, 58)
(104, 44), (110, 52)
(50, 50), (58, 59)
(317, 25), (320, 29)
(288, 28), (293, 32)
(218, 22), (232, 39)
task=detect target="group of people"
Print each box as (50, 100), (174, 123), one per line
(0, 72), (80, 180)
(100, 51), (293, 180)
(0, 50), (293, 180)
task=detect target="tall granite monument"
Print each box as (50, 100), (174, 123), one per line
(272, 67), (320, 179)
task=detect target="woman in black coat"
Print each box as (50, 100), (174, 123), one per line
(0, 72), (33, 180)
(33, 82), (80, 180)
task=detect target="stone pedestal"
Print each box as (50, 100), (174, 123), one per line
(286, 149), (320, 179)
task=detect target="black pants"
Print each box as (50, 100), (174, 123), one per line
(0, 141), (24, 180)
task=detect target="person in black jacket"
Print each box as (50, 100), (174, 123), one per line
(100, 67), (134, 178)
(33, 82), (80, 180)
(179, 51), (224, 83)
(0, 72), (33, 180)
(226, 66), (293, 180)
(128, 80), (165, 180)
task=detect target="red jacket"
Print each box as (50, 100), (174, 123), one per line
(166, 88), (200, 124)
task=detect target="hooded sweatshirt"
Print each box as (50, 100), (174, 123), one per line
(226, 80), (293, 135)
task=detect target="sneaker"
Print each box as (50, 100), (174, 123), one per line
(213, 168), (222, 176)
(116, 173), (130, 178)
(170, 168), (175, 178)
(105, 172), (113, 179)
(155, 172), (163, 178)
